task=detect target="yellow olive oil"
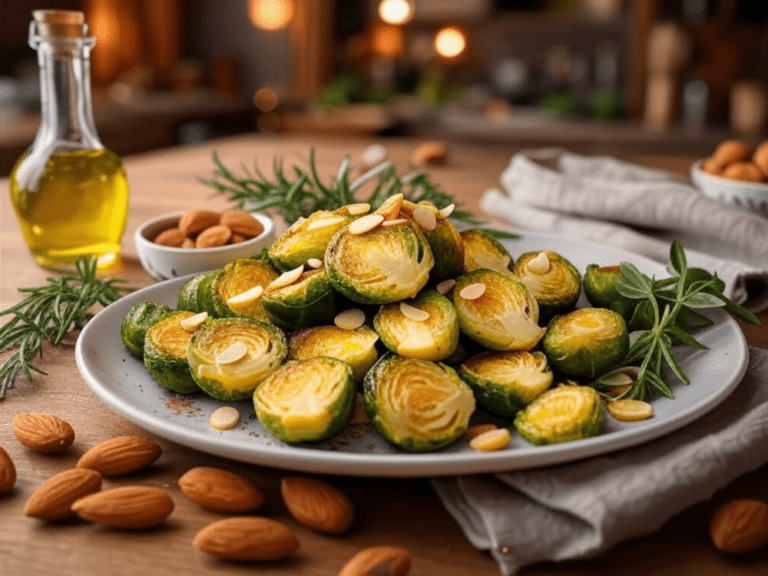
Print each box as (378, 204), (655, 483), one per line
(10, 148), (129, 270)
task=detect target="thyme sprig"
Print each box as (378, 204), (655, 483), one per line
(613, 240), (759, 401)
(200, 149), (518, 239)
(0, 258), (130, 399)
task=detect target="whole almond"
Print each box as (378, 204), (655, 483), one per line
(181, 237), (196, 248)
(196, 225), (232, 248)
(13, 413), (75, 453)
(0, 446), (16, 494)
(153, 227), (185, 247)
(220, 210), (263, 238)
(710, 499), (768, 554)
(77, 436), (161, 476)
(230, 233), (248, 244)
(281, 476), (355, 534)
(178, 467), (265, 512)
(194, 517), (299, 560)
(178, 209), (220, 236)
(72, 486), (174, 528)
(339, 546), (412, 576)
(25, 468), (102, 520)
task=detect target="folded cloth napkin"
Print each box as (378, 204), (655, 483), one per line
(432, 347), (768, 575)
(479, 149), (768, 312)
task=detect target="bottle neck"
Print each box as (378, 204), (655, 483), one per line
(32, 33), (101, 151)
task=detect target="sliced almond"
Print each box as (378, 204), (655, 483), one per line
(459, 282), (486, 300)
(465, 423), (498, 440)
(334, 309), (366, 331)
(382, 218), (409, 227)
(436, 279), (456, 294)
(399, 302), (430, 322)
(375, 193), (404, 220)
(289, 216), (306, 232)
(526, 252), (551, 274)
(401, 199), (418, 212)
(412, 206), (437, 231)
(348, 214), (384, 235)
(346, 202), (371, 216)
(469, 428), (511, 452)
(216, 342), (248, 365)
(306, 258), (323, 269)
(437, 203), (456, 219)
(180, 312), (208, 332)
(268, 265), (304, 290)
(606, 399), (654, 422)
(210, 407), (240, 430)
(306, 215), (346, 231)
(226, 285), (264, 306)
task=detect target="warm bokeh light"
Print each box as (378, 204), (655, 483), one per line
(378, 0), (413, 25)
(371, 24), (404, 58)
(434, 26), (467, 59)
(249, 0), (294, 31)
(253, 87), (279, 112)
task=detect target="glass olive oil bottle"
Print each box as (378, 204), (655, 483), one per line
(10, 10), (129, 270)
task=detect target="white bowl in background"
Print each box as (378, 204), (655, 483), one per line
(690, 160), (768, 218)
(134, 211), (275, 281)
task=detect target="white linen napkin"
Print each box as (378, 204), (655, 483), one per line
(479, 149), (768, 312)
(432, 347), (768, 575)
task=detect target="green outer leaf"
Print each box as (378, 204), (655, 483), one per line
(683, 293), (726, 308)
(669, 240), (687, 277)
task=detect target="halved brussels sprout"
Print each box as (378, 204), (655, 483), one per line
(583, 264), (636, 321)
(459, 351), (553, 417)
(121, 301), (172, 358)
(373, 289), (459, 361)
(144, 310), (200, 394)
(363, 354), (475, 452)
(424, 219), (465, 283)
(542, 307), (629, 379)
(452, 269), (546, 351)
(514, 384), (604, 445)
(209, 259), (278, 321)
(288, 325), (379, 382)
(268, 210), (353, 271)
(253, 357), (355, 443)
(261, 268), (337, 330)
(187, 317), (287, 401)
(178, 270), (219, 313)
(460, 230), (514, 275)
(514, 251), (581, 324)
(325, 219), (434, 304)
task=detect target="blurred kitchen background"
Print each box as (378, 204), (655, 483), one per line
(1, 0), (768, 174)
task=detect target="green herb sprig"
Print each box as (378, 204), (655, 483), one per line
(613, 240), (759, 401)
(200, 149), (518, 240)
(0, 258), (130, 399)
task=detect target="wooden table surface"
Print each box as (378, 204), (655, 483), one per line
(1, 133), (766, 575)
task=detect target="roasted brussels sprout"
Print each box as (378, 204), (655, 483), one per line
(452, 269), (546, 351)
(424, 219), (465, 283)
(288, 325), (379, 382)
(514, 384), (604, 445)
(187, 317), (287, 401)
(583, 264), (636, 321)
(363, 355), (475, 452)
(373, 289), (459, 361)
(325, 219), (434, 304)
(120, 301), (172, 358)
(253, 357), (356, 443)
(209, 259), (278, 321)
(460, 230), (514, 275)
(268, 210), (353, 271)
(143, 310), (200, 394)
(542, 307), (629, 379)
(459, 351), (553, 417)
(178, 270), (219, 313)
(514, 251), (581, 324)
(261, 268), (337, 330)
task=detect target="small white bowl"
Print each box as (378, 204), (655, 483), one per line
(135, 211), (275, 281)
(690, 160), (768, 218)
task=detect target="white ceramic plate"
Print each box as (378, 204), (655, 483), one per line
(75, 232), (749, 477)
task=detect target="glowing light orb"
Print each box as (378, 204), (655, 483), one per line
(435, 27), (467, 59)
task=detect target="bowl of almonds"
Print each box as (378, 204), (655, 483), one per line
(135, 209), (275, 281)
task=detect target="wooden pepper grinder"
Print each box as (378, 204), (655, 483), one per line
(643, 23), (693, 131)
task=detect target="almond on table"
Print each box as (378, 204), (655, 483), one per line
(178, 466), (264, 512)
(281, 476), (355, 534)
(72, 486), (174, 529)
(24, 468), (102, 520)
(13, 413), (75, 454)
(193, 517), (300, 560)
(76, 436), (162, 476)
(339, 545), (412, 576)
(0, 446), (16, 494)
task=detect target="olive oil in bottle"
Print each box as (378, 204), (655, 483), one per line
(10, 10), (129, 270)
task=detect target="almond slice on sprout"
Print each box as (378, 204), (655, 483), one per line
(288, 216), (306, 232)
(180, 312), (208, 332)
(459, 283), (486, 300)
(399, 302), (430, 321)
(346, 203), (371, 216)
(334, 309), (366, 330)
(437, 203), (455, 219)
(306, 258), (323, 269)
(306, 216), (346, 231)
(382, 218), (409, 227)
(436, 279), (456, 294)
(412, 206), (437, 231)
(268, 265), (304, 290)
(226, 285), (264, 306)
(527, 252), (551, 274)
(606, 400), (654, 422)
(348, 214), (384, 235)
(216, 342), (247, 365)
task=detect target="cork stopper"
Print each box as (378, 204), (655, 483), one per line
(32, 10), (86, 38)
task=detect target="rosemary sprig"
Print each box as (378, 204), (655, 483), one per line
(0, 258), (130, 399)
(613, 240), (760, 401)
(200, 149), (517, 239)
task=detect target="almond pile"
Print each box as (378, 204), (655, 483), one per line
(154, 209), (264, 249)
(700, 140), (768, 183)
